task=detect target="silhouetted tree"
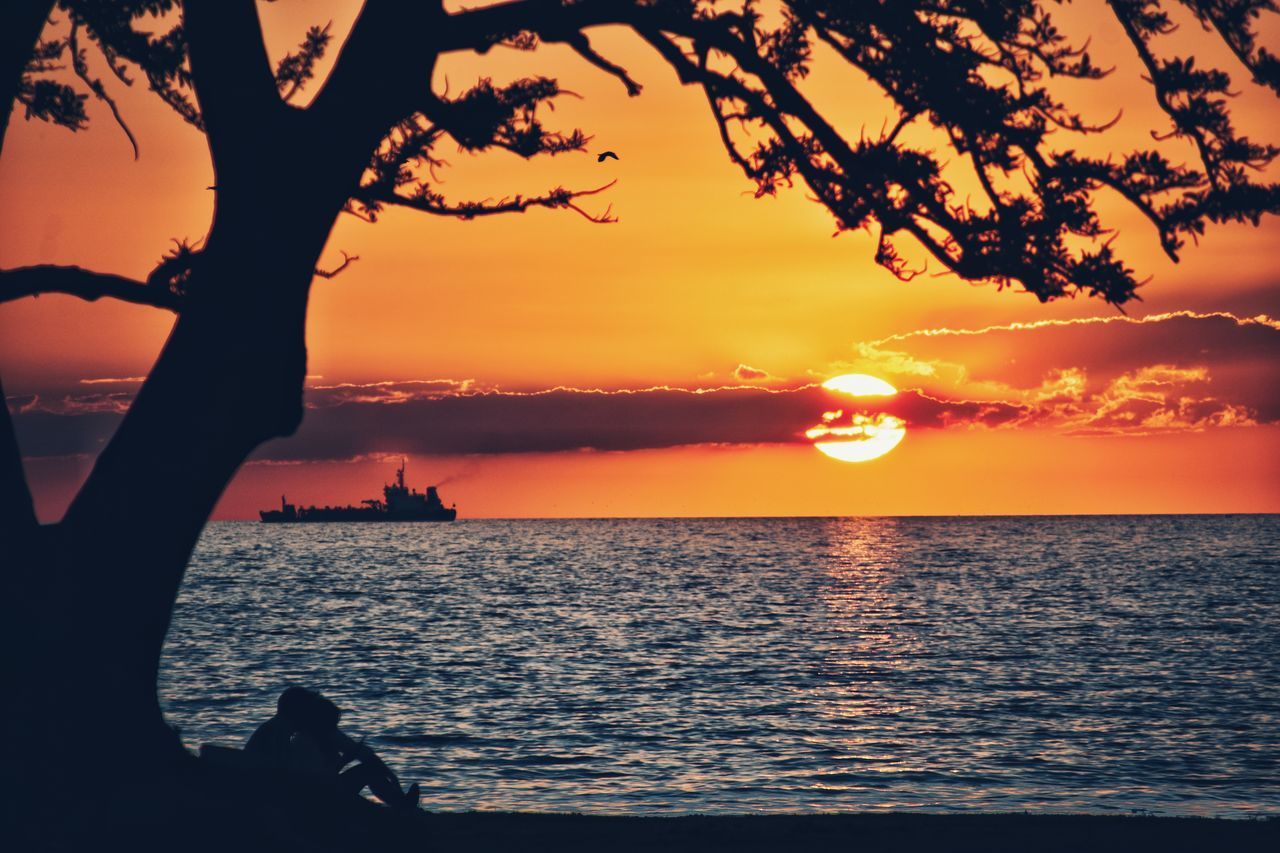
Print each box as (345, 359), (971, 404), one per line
(1, 0), (1278, 841)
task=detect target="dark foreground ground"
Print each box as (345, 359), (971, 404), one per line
(420, 811), (1279, 852)
(15, 759), (1279, 852)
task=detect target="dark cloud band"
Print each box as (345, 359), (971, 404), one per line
(10, 310), (1273, 461)
(10, 384), (1016, 461)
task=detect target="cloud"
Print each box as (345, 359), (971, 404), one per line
(79, 376), (147, 385)
(732, 363), (773, 382)
(259, 384), (1038, 460)
(1065, 365), (1258, 435)
(305, 378), (476, 406)
(7, 406), (121, 457)
(11, 392), (133, 415)
(844, 342), (946, 380)
(845, 310), (1280, 435)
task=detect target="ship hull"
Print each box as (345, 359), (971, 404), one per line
(260, 509), (456, 523)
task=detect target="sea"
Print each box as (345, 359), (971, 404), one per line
(159, 515), (1280, 817)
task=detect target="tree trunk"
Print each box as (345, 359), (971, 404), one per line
(0, 0), (52, 530)
(0, 1), (62, 838)
(7, 174), (356, 845)
(3, 4), (420, 843)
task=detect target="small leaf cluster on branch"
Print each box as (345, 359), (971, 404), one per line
(274, 22), (331, 103)
(19, 1), (338, 148)
(349, 75), (615, 223)
(19, 0), (201, 147)
(18, 36), (88, 130)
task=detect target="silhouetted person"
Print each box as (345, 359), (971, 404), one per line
(246, 687), (419, 810)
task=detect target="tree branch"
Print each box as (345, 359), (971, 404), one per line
(353, 180), (618, 223)
(68, 21), (139, 159)
(0, 265), (181, 311)
(309, 0), (445, 162)
(441, 0), (626, 53)
(183, 0), (281, 173)
(0, 254), (363, 307)
(313, 250), (359, 279)
(1183, 1), (1280, 97)
(555, 30), (643, 96)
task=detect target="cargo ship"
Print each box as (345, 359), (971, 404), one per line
(259, 462), (457, 522)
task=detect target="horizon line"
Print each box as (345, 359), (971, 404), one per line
(210, 511), (1280, 522)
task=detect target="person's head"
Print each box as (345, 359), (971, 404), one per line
(276, 687), (341, 737)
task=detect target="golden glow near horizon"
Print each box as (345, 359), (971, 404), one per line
(808, 374), (907, 463)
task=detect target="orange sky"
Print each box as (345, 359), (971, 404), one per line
(3, 1), (1279, 519)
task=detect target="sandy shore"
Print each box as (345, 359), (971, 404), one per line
(17, 760), (1276, 852)
(419, 810), (1276, 852)
(39, 804), (1280, 852)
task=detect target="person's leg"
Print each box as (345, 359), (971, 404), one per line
(338, 762), (414, 807)
(337, 763), (374, 796)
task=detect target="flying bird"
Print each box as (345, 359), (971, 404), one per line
(597, 151), (619, 162)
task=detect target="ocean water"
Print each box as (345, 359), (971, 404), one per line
(159, 516), (1280, 817)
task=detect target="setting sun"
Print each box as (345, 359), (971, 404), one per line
(821, 374), (898, 397)
(808, 374), (906, 462)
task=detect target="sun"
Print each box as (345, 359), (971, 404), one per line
(822, 374), (898, 397)
(807, 374), (906, 463)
